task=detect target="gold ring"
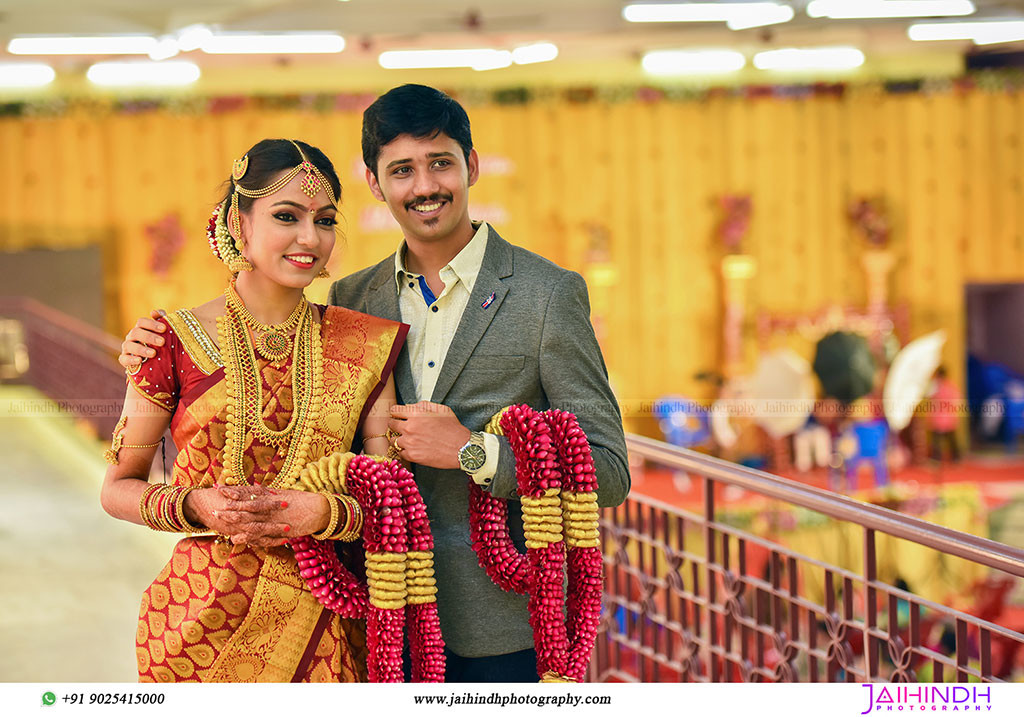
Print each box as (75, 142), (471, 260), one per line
(386, 427), (401, 450)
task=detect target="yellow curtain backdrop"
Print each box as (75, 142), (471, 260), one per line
(2, 87), (1023, 431)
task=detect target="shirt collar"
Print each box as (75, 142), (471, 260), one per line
(393, 221), (490, 295)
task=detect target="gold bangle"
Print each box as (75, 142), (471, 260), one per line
(175, 487), (205, 533)
(311, 492), (340, 540)
(138, 483), (161, 529)
(330, 495), (362, 541)
(331, 495), (356, 540)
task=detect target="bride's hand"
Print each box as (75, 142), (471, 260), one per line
(194, 484), (292, 547)
(182, 486), (275, 540)
(211, 484), (331, 546)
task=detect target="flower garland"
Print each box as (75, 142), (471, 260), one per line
(345, 456), (407, 683)
(390, 459), (446, 682)
(469, 405), (603, 683)
(282, 452), (445, 683)
(546, 409), (602, 682)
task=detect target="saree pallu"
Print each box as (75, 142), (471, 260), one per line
(128, 305), (407, 682)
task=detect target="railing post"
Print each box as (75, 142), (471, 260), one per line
(864, 527), (879, 679)
(705, 475), (718, 682)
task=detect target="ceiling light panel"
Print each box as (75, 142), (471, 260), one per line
(200, 34), (345, 54)
(8, 36), (158, 55)
(807, 1), (975, 19)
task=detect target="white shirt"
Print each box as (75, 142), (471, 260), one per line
(393, 222), (499, 484)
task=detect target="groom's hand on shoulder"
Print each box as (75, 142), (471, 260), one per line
(118, 309), (167, 370)
(388, 401), (471, 470)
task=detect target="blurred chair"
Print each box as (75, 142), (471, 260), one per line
(1004, 382), (1024, 452)
(837, 418), (889, 491)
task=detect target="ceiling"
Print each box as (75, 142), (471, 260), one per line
(2, 0), (1024, 95)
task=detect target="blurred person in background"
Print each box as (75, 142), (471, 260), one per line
(102, 138), (407, 682)
(928, 366), (962, 463)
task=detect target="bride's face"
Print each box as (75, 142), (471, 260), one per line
(237, 170), (337, 289)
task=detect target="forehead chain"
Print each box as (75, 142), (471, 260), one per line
(231, 140), (337, 207)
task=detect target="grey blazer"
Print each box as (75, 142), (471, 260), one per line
(327, 227), (630, 657)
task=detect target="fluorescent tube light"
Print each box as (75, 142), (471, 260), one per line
(972, 22), (1024, 45)
(807, 1), (975, 19)
(0, 63), (56, 88)
(642, 50), (746, 75)
(148, 36), (180, 61)
(176, 25), (214, 52)
(909, 20), (1024, 44)
(200, 33), (345, 54)
(624, 2), (792, 23)
(86, 60), (201, 87)
(728, 5), (795, 30)
(511, 43), (558, 65)
(379, 49), (513, 71)
(8, 35), (158, 55)
(753, 46), (865, 70)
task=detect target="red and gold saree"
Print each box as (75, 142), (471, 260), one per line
(128, 305), (406, 682)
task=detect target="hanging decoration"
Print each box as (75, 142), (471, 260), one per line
(848, 197), (890, 247)
(8, 71), (1024, 118)
(716, 195), (752, 253)
(144, 213), (186, 278)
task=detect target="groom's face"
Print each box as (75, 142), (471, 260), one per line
(366, 132), (479, 245)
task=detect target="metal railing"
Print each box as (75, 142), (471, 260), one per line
(590, 435), (1024, 683)
(6, 297), (1022, 683)
(0, 296), (125, 438)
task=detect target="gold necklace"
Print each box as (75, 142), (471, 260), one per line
(218, 300), (324, 488)
(224, 282), (305, 362)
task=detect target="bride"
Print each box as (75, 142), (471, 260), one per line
(100, 138), (407, 682)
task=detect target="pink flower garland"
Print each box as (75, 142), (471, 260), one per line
(390, 459), (446, 683)
(501, 406), (569, 679)
(292, 535), (368, 618)
(546, 409), (603, 682)
(345, 456), (406, 683)
(291, 455), (445, 683)
(468, 482), (531, 593)
(467, 405), (604, 682)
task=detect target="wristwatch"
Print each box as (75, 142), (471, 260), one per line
(458, 431), (487, 474)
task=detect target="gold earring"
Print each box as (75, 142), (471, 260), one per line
(229, 253), (253, 273)
(317, 267), (330, 279)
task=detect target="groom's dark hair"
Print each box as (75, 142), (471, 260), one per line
(362, 84), (473, 178)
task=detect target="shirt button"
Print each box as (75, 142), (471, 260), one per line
(431, 305), (438, 313)
(409, 282), (415, 288)
(428, 361), (435, 368)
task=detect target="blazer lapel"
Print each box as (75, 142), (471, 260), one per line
(365, 258), (417, 404)
(430, 229), (514, 404)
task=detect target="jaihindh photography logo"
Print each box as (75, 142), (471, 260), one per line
(860, 685), (993, 713)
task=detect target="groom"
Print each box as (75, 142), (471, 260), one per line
(121, 84), (629, 682)
(335, 84), (629, 680)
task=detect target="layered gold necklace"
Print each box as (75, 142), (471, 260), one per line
(224, 281), (305, 362)
(218, 284), (324, 487)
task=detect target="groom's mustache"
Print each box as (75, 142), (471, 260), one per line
(405, 193), (453, 210)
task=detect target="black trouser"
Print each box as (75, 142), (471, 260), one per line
(404, 647), (538, 683)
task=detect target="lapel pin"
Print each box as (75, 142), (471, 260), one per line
(481, 291), (496, 309)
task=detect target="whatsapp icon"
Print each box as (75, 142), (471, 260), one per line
(42, 692), (56, 706)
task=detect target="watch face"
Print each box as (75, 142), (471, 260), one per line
(460, 443), (487, 472)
